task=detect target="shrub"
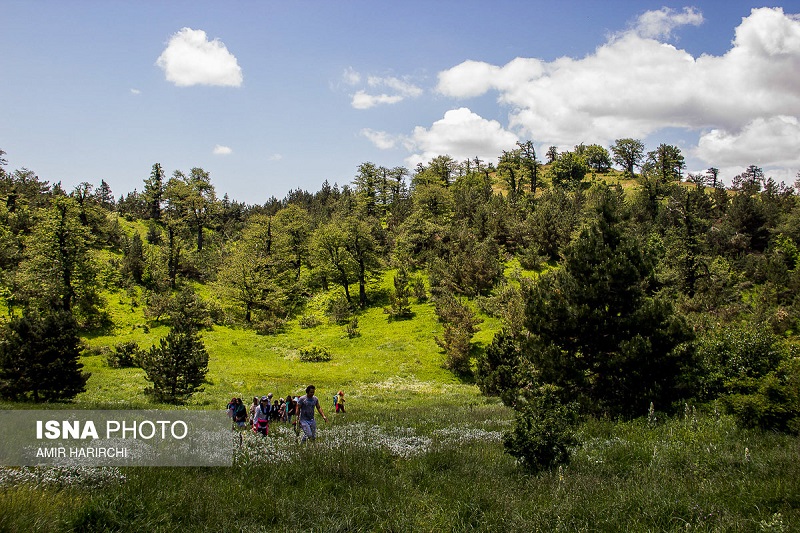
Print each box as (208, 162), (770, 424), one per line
(411, 274), (428, 303)
(299, 315), (321, 329)
(386, 268), (413, 320)
(106, 341), (140, 368)
(434, 293), (482, 375)
(346, 317), (360, 338)
(326, 293), (351, 325)
(299, 345), (331, 363)
(254, 317), (287, 336)
(503, 385), (579, 472)
(721, 352), (800, 433)
(518, 245), (545, 271)
(695, 325), (782, 401)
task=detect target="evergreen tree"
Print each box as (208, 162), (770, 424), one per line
(144, 163), (165, 221)
(139, 318), (209, 404)
(388, 266), (413, 319)
(0, 309), (89, 402)
(434, 292), (482, 375)
(523, 183), (693, 417)
(122, 231), (146, 284)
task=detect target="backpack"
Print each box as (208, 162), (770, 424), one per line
(333, 394), (338, 406)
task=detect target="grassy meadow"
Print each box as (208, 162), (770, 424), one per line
(0, 268), (798, 531)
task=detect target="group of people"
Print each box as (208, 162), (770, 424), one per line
(226, 385), (343, 443)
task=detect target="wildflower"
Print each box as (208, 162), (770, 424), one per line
(745, 447), (751, 462)
(648, 402), (656, 427)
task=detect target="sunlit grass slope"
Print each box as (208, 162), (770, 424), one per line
(79, 270), (505, 410)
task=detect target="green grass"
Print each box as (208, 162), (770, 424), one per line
(3, 266), (799, 530)
(78, 271), (490, 410)
(1, 408), (798, 532)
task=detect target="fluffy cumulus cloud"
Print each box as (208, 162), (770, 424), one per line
(431, 7), (800, 176)
(213, 144), (232, 155)
(346, 68), (422, 109)
(156, 28), (243, 87)
(403, 108), (519, 168)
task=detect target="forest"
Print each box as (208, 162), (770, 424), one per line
(1, 138), (799, 454)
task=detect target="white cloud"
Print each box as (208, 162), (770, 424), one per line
(368, 76), (423, 98)
(343, 67), (361, 85)
(213, 145), (233, 155)
(352, 90), (404, 109)
(361, 128), (400, 150)
(432, 7), (800, 175)
(156, 28), (242, 87)
(349, 73), (422, 109)
(268, 153), (283, 161)
(696, 116), (800, 168)
(130, 88), (141, 95)
(631, 7), (704, 39)
(405, 108), (519, 168)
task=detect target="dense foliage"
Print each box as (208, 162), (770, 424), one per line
(137, 318), (209, 404)
(0, 144), (798, 439)
(0, 309), (89, 402)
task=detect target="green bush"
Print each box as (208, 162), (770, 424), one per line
(298, 345), (331, 362)
(695, 325), (782, 400)
(106, 341), (140, 368)
(346, 317), (360, 338)
(721, 353), (800, 433)
(299, 314), (321, 329)
(503, 385), (579, 472)
(326, 293), (352, 325)
(254, 317), (287, 335)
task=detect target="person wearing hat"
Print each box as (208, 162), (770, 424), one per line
(252, 396), (271, 435)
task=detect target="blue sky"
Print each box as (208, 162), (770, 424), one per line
(2, 1), (799, 202)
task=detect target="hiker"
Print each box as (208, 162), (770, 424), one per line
(253, 396), (271, 436)
(232, 398), (248, 429)
(226, 397), (238, 429)
(295, 385), (327, 443)
(278, 398), (287, 421)
(336, 390), (345, 413)
(249, 397), (259, 427)
(286, 394), (297, 425)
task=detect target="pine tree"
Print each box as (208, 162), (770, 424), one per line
(138, 319), (209, 403)
(524, 183), (693, 417)
(0, 309), (90, 402)
(122, 231), (145, 284)
(143, 163), (164, 221)
(388, 267), (413, 319)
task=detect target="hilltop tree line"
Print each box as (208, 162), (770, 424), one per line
(0, 142), (799, 435)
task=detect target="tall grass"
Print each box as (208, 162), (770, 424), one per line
(1, 408), (798, 532)
(4, 268), (798, 530)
